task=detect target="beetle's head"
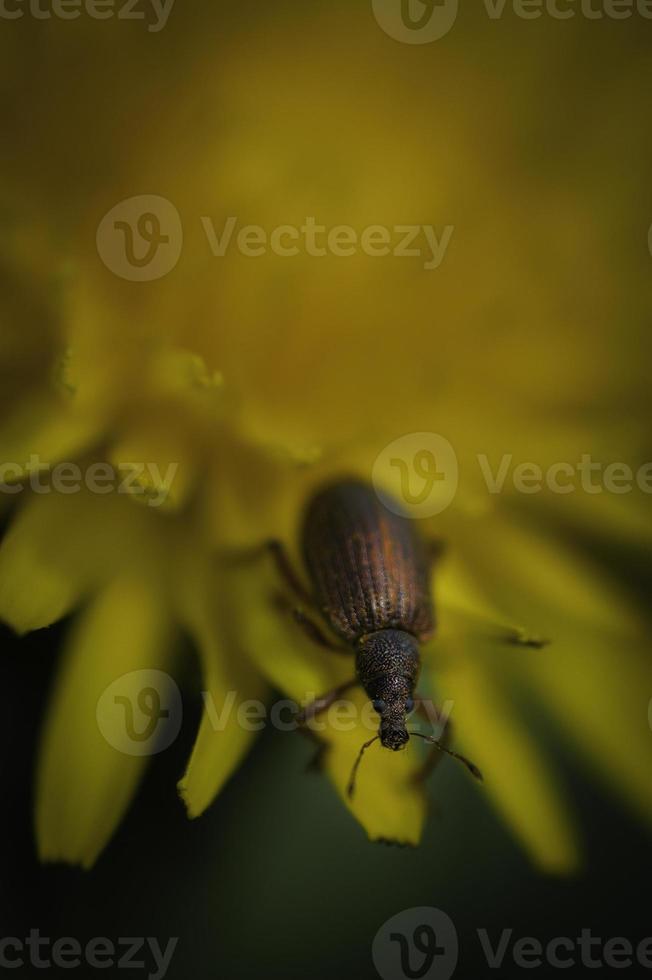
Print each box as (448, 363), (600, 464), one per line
(358, 629), (419, 753)
(379, 721), (410, 751)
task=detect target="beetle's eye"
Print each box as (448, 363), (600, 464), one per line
(372, 698), (386, 714)
(405, 697), (415, 713)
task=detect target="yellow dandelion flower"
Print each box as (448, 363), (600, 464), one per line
(1, 5), (650, 873)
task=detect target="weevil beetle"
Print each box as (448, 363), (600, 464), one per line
(268, 478), (482, 797)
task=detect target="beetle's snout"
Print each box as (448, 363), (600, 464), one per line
(380, 726), (410, 751)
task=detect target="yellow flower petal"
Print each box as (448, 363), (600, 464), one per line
(109, 419), (195, 511)
(433, 643), (580, 873)
(322, 689), (428, 846)
(456, 513), (652, 827)
(542, 490), (652, 548)
(0, 223), (62, 410)
(175, 555), (267, 818)
(435, 551), (547, 647)
(0, 393), (100, 480)
(455, 509), (628, 634)
(224, 554), (427, 845)
(36, 576), (173, 868)
(0, 490), (160, 634)
(525, 622), (652, 826)
(0, 493), (92, 633)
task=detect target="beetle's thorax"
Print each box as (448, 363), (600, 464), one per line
(356, 629), (420, 751)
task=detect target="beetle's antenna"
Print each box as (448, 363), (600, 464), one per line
(409, 731), (483, 781)
(347, 736), (380, 799)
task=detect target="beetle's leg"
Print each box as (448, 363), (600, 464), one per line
(296, 679), (358, 771)
(273, 592), (349, 653)
(296, 679), (359, 726)
(266, 538), (314, 606)
(265, 537), (348, 652)
(292, 606), (351, 652)
(223, 540), (317, 609)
